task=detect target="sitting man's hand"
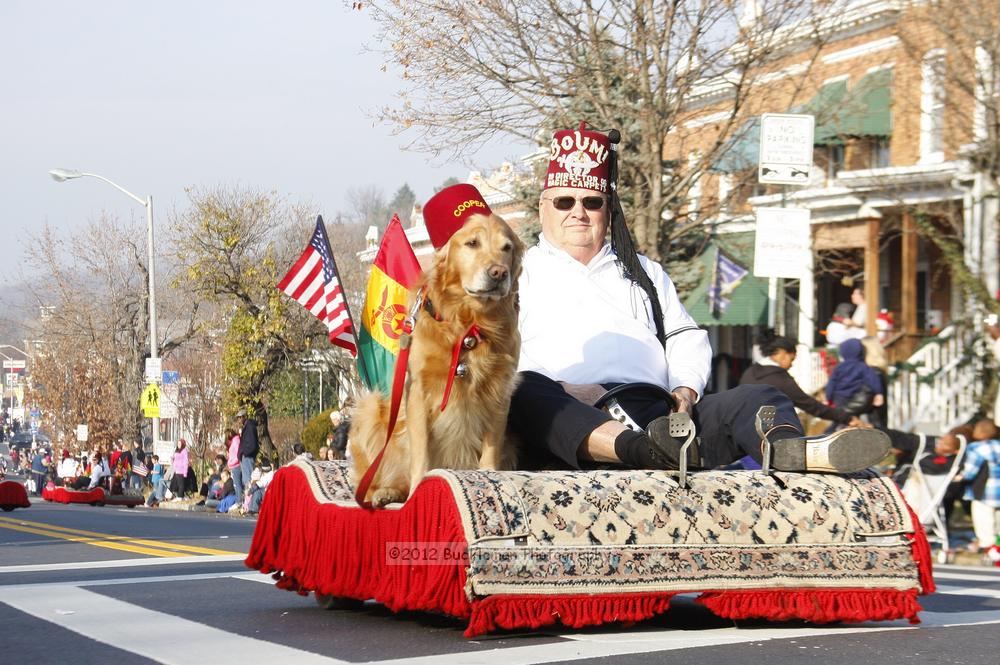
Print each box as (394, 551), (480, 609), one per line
(671, 387), (698, 414)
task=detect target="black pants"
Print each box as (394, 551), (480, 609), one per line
(508, 372), (803, 470)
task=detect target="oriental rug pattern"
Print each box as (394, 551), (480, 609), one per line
(291, 461), (920, 597)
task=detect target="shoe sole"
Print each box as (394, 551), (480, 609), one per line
(646, 416), (700, 469)
(771, 428), (890, 473)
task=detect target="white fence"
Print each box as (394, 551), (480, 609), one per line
(887, 324), (983, 432)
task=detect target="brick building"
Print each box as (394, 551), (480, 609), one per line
(670, 0), (998, 380)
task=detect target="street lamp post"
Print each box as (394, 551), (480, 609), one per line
(49, 169), (159, 451)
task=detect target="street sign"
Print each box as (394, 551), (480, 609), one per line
(76, 424), (89, 442)
(159, 383), (179, 419)
(155, 440), (175, 461)
(5, 372), (18, 386)
(758, 113), (815, 185)
(145, 358), (163, 384)
(2, 360), (25, 370)
(753, 207), (812, 279)
(141, 383), (161, 418)
(162, 371), (180, 385)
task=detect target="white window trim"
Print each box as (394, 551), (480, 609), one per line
(822, 36), (900, 65)
(919, 49), (947, 164)
(973, 44), (995, 142)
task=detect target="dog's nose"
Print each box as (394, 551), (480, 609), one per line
(488, 264), (508, 282)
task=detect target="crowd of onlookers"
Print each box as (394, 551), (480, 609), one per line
(2, 407), (354, 519)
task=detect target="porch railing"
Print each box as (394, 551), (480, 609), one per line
(886, 324), (983, 432)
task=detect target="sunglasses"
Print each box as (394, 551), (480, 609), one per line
(543, 195), (607, 211)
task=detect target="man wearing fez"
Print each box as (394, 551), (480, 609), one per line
(508, 121), (890, 472)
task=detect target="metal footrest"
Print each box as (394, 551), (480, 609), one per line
(755, 406), (776, 475)
(670, 412), (697, 488)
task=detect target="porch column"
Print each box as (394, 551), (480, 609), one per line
(798, 253), (815, 348)
(901, 211), (918, 336)
(864, 214), (881, 336)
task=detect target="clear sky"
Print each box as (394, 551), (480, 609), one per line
(0, 1), (526, 278)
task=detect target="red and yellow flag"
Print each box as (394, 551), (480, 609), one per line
(357, 215), (423, 393)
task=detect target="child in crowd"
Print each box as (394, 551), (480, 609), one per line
(150, 455), (162, 487)
(961, 419), (1000, 552)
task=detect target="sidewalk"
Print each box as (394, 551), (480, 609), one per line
(140, 496), (258, 519)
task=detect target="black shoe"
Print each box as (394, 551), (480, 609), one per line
(769, 427), (890, 473)
(645, 416), (702, 470)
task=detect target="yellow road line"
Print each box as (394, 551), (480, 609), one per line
(0, 522), (188, 557)
(0, 517), (243, 557)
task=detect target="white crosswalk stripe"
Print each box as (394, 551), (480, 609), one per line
(1, 567), (999, 665)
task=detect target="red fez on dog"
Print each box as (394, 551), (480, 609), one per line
(545, 121), (612, 193)
(422, 183), (492, 249)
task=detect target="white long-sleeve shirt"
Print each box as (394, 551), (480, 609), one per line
(517, 235), (712, 398)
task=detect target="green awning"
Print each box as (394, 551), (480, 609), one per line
(683, 232), (769, 327)
(796, 79), (849, 145)
(711, 117), (760, 173)
(840, 68), (892, 137)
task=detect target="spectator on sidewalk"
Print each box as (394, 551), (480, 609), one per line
(150, 455), (163, 489)
(30, 449), (48, 495)
(211, 469), (237, 512)
(330, 410), (350, 460)
(246, 461), (276, 515)
(169, 440), (189, 500)
(741, 329), (868, 431)
(130, 441), (145, 490)
(293, 443), (312, 462)
(198, 454), (228, 505)
(236, 408), (259, 496)
(860, 336), (890, 430)
(225, 427), (243, 499)
(959, 426), (1000, 552)
(825, 338), (885, 426)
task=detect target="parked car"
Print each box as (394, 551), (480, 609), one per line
(8, 431), (51, 452)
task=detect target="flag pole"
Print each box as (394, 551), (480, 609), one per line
(315, 215), (375, 390)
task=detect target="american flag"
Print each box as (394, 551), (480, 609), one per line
(277, 216), (358, 355)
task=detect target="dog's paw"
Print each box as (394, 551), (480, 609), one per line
(371, 488), (405, 508)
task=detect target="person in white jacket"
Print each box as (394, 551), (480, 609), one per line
(507, 122), (889, 473)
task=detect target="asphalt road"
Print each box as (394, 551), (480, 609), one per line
(1, 478), (999, 665)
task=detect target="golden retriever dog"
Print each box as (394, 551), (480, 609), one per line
(350, 213), (524, 507)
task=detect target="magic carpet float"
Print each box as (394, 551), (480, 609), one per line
(246, 459), (935, 636)
(0, 480), (30, 511)
(42, 484), (144, 508)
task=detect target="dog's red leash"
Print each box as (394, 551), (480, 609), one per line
(440, 324), (480, 411)
(354, 304), (417, 508)
(354, 297), (482, 508)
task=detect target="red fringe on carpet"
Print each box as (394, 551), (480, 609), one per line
(465, 592), (677, 637)
(245, 468), (473, 618)
(904, 502), (936, 595)
(247, 465), (933, 636)
(0, 480), (30, 509)
(43, 486), (105, 504)
(697, 588), (923, 625)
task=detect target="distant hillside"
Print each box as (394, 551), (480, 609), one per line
(0, 281), (42, 344)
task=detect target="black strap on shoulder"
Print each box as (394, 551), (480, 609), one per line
(663, 326), (702, 343)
